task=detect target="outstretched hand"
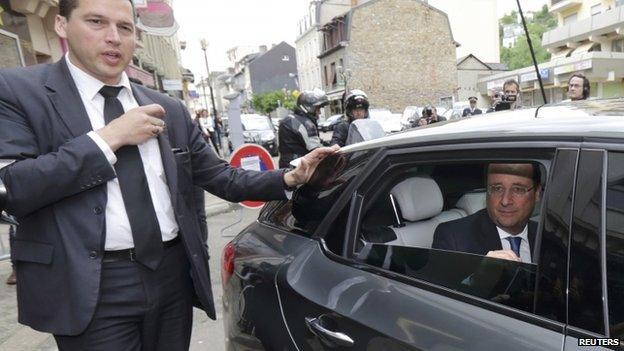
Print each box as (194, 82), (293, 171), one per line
(283, 145), (340, 187)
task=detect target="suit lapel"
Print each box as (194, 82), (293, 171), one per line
(476, 209), (503, 253)
(44, 58), (93, 137)
(131, 85), (179, 210)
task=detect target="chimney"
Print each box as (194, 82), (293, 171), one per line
(259, 45), (268, 53)
(351, 0), (358, 6)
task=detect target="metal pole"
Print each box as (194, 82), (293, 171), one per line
(201, 47), (219, 119)
(200, 76), (209, 111)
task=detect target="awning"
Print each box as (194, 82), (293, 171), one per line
(550, 47), (572, 59)
(570, 42), (597, 57)
(136, 0), (179, 37)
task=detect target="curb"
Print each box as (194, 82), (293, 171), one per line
(205, 202), (240, 217)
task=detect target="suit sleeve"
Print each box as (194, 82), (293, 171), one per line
(0, 74), (116, 217)
(432, 222), (457, 251)
(179, 101), (286, 202)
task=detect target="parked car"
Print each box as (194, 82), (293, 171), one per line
(319, 114), (344, 132)
(401, 106), (421, 130)
(240, 114), (278, 156)
(369, 108), (402, 134)
(222, 98), (624, 350)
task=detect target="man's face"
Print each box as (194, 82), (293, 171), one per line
(486, 165), (540, 235)
(55, 0), (136, 85)
(568, 77), (585, 100)
(352, 108), (366, 120)
(470, 100), (477, 108)
(503, 83), (518, 98)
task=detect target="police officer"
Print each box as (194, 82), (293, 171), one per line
(462, 96), (482, 117)
(330, 89), (370, 147)
(278, 89), (329, 168)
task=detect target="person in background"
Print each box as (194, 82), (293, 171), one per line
(462, 96), (482, 117)
(417, 105), (442, 126)
(331, 89), (370, 147)
(278, 89), (328, 168)
(567, 73), (590, 101)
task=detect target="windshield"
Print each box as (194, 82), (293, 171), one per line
(242, 116), (272, 131)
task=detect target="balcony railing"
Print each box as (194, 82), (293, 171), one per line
(542, 6), (624, 48)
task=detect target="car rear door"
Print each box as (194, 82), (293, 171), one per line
(276, 144), (577, 350)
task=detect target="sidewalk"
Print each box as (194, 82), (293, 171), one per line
(0, 193), (244, 351)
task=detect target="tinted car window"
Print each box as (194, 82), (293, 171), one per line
(259, 150), (373, 242)
(568, 150), (605, 335)
(606, 152), (624, 341)
(351, 151), (575, 321)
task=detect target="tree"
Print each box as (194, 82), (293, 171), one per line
(251, 90), (297, 115)
(499, 7), (557, 70)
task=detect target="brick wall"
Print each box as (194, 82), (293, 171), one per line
(346, 0), (457, 112)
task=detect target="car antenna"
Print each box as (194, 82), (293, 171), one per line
(516, 0), (547, 106)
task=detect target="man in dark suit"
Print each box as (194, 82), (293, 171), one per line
(0, 0), (337, 349)
(433, 163), (541, 263)
(461, 96), (482, 117)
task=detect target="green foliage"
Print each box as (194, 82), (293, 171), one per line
(251, 90), (297, 114)
(499, 6), (558, 70)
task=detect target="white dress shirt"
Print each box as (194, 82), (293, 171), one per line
(65, 54), (179, 250)
(496, 225), (531, 263)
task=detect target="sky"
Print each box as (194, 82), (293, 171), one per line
(171, 0), (548, 78)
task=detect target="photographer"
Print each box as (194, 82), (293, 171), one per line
(487, 79), (521, 113)
(417, 105), (443, 126)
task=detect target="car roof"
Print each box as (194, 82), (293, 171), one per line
(343, 98), (624, 152)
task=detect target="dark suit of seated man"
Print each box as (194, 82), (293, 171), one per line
(432, 163), (541, 263)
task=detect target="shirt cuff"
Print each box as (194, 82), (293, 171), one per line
(87, 131), (117, 165)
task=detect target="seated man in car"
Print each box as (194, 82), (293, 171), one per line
(432, 163), (541, 263)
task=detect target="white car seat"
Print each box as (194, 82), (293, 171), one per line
(387, 177), (463, 248)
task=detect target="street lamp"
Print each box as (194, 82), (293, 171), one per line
(200, 39), (219, 120)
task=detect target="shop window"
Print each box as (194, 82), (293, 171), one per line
(612, 39), (624, 53)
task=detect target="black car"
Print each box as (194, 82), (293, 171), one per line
(240, 114), (278, 156)
(222, 99), (624, 350)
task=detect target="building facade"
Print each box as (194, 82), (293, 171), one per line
(318, 0), (458, 113)
(0, 0), (63, 68)
(295, 1), (324, 91)
(480, 0), (624, 106)
(457, 54), (508, 108)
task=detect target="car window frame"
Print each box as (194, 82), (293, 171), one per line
(316, 140), (585, 333)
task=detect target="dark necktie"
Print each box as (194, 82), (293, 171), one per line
(506, 236), (522, 259)
(100, 86), (163, 270)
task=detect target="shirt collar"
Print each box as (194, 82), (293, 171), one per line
(65, 53), (132, 101)
(496, 224), (528, 243)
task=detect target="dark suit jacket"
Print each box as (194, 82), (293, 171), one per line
(462, 107), (482, 117)
(432, 209), (536, 260)
(0, 59), (286, 335)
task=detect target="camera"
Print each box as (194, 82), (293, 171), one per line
(423, 108), (433, 118)
(494, 93), (517, 111)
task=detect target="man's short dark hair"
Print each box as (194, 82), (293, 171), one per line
(568, 73), (590, 100)
(503, 79), (520, 93)
(59, 0), (135, 19)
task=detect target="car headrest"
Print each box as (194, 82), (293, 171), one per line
(455, 190), (486, 215)
(390, 177), (443, 221)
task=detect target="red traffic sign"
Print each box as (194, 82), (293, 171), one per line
(229, 143), (277, 209)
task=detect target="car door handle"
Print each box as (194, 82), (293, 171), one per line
(305, 317), (354, 347)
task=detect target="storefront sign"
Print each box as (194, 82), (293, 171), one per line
(486, 76), (519, 91)
(554, 60), (592, 75)
(125, 65), (155, 88)
(521, 68), (550, 82)
(163, 79), (183, 91)
(0, 29), (24, 68)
